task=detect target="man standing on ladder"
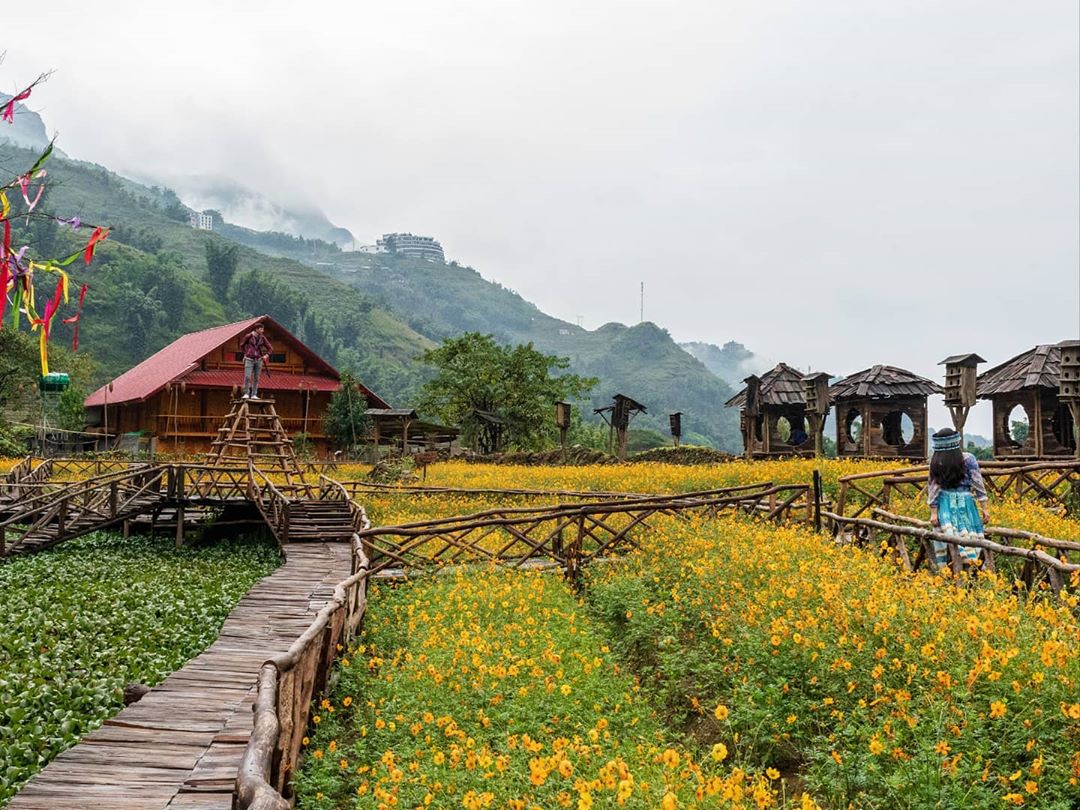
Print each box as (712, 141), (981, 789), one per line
(241, 323), (273, 399)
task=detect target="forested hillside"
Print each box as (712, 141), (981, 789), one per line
(320, 254), (742, 449)
(2, 138), (744, 450)
(0, 144), (431, 405)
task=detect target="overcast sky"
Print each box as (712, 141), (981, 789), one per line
(4, 1), (1079, 435)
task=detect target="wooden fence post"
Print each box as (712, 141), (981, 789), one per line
(813, 471), (823, 533)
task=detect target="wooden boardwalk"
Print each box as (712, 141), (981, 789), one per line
(8, 543), (353, 810)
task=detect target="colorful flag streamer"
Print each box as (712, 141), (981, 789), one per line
(2, 87), (32, 124)
(1, 74), (107, 377)
(62, 283), (89, 351)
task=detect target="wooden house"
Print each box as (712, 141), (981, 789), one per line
(830, 365), (941, 459)
(976, 343), (1077, 458)
(725, 364), (816, 458)
(84, 316), (389, 456)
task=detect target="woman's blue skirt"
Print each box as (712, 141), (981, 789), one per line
(934, 489), (983, 567)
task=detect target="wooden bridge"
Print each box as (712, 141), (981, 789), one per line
(0, 462), (357, 556)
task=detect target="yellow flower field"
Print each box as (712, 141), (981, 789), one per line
(295, 460), (1078, 808)
(295, 567), (791, 809)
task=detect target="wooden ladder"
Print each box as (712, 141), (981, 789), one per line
(204, 398), (303, 483)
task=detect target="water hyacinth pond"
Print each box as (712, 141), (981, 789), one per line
(0, 531), (279, 805)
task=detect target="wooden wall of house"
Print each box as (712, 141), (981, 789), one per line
(92, 386), (335, 457)
(991, 388), (1076, 458)
(836, 396), (928, 459)
(201, 326), (315, 374)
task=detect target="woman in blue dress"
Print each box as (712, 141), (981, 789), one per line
(927, 428), (989, 568)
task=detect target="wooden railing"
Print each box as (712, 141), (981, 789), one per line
(235, 537), (370, 810)
(1, 456), (33, 486)
(0, 457), (52, 502)
(824, 508), (1079, 595)
(357, 483), (811, 578)
(341, 479), (653, 501)
(181, 464), (255, 501)
(835, 460), (1080, 518)
(249, 466), (292, 547)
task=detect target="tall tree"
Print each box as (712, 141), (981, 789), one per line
(205, 240), (239, 300)
(324, 372), (373, 456)
(417, 333), (596, 453)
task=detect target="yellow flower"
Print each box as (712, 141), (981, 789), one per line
(710, 743), (728, 762)
(990, 700), (1008, 719)
(661, 792), (678, 810)
(869, 737), (885, 756)
(713, 704), (730, 721)
(766, 767), (780, 780)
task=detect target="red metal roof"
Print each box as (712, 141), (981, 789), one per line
(84, 316), (388, 408)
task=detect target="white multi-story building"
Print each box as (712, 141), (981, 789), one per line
(376, 232), (444, 262)
(188, 211), (214, 231)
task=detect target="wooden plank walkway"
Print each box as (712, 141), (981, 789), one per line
(7, 543), (353, 810)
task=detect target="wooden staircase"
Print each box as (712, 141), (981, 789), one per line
(286, 499), (357, 542)
(205, 398), (303, 481)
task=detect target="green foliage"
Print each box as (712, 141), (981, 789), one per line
(205, 240), (240, 300)
(0, 330), (95, 438)
(57, 385), (88, 432)
(417, 333), (596, 453)
(324, 372), (373, 456)
(0, 531), (278, 803)
(1010, 419), (1029, 444)
(626, 427), (670, 453)
(966, 441), (994, 461)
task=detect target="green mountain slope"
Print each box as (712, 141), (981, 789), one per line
(319, 254), (741, 450)
(1, 143), (431, 404)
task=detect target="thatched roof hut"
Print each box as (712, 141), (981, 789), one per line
(830, 365), (942, 459)
(726, 363), (817, 458)
(977, 344), (1075, 457)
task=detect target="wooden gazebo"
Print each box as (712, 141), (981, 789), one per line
(830, 365), (942, 459)
(725, 364), (816, 458)
(976, 343), (1077, 458)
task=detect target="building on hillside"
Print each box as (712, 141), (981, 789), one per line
(188, 210), (214, 231)
(376, 232), (445, 262)
(725, 363), (819, 458)
(976, 343), (1077, 458)
(829, 365), (941, 459)
(83, 316), (389, 456)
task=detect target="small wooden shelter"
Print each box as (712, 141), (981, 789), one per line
(725, 364), (816, 458)
(594, 394), (646, 460)
(830, 365), (941, 459)
(366, 408), (459, 453)
(976, 343), (1077, 458)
